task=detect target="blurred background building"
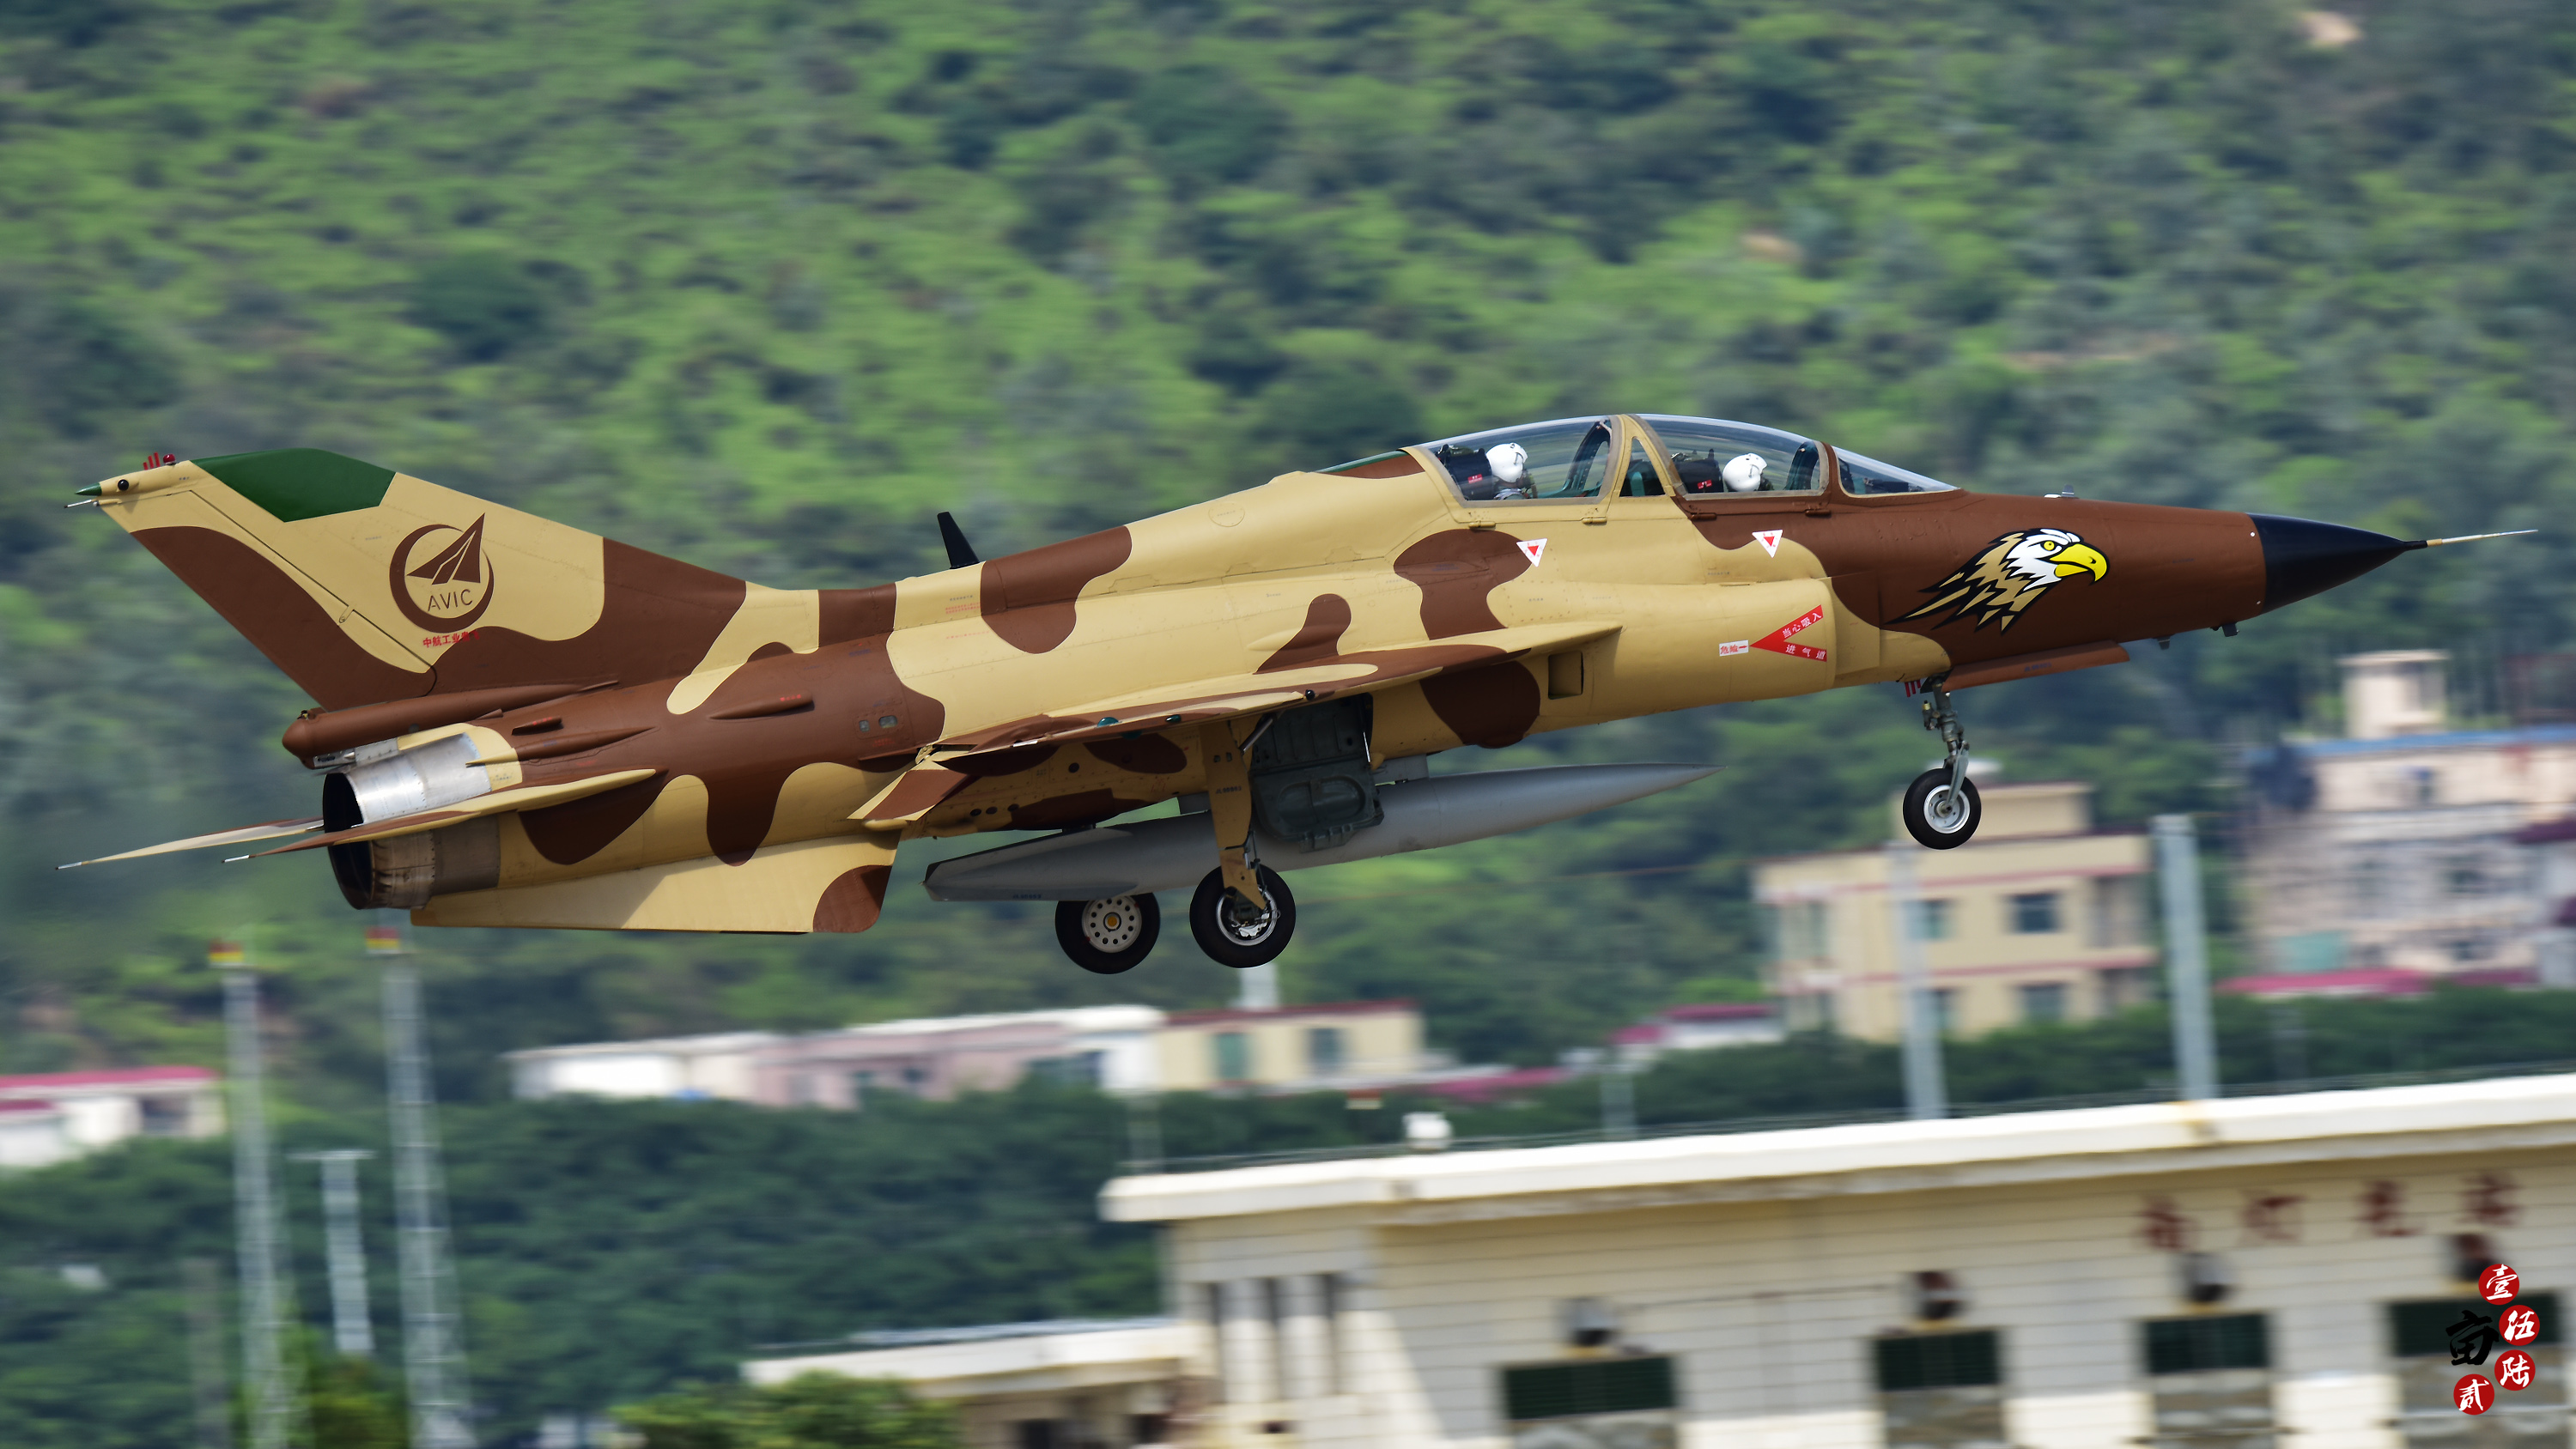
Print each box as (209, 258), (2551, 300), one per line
(1756, 780), (2156, 1038)
(0, 1066), (223, 1171)
(2241, 651), (2576, 990)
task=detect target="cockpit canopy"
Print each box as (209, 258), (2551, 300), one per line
(1327, 415), (1958, 500)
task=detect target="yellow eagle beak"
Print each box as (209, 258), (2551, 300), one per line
(2052, 543), (2108, 580)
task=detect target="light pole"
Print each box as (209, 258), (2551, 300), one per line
(1885, 843), (1948, 1120)
(213, 939), (301, 1449)
(2154, 815), (2220, 1101)
(371, 921), (475, 1449)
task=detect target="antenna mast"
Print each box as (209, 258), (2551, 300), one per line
(291, 1149), (377, 1359)
(372, 921), (476, 1447)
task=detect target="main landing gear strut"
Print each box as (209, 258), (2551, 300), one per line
(1901, 676), (1983, 850)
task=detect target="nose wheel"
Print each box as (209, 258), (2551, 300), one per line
(1903, 676), (1983, 850)
(1189, 864), (1297, 968)
(1054, 894), (1160, 974)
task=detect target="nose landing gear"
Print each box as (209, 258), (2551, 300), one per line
(1901, 676), (1983, 850)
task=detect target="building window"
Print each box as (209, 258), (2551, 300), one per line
(2089, 876), (2143, 947)
(2019, 983), (2067, 1025)
(138, 1097), (191, 1137)
(901, 1066), (928, 1095)
(1308, 1027), (1346, 1077)
(2009, 892), (2061, 935)
(2099, 967), (2154, 1014)
(1930, 989), (1957, 1035)
(1213, 1032), (1253, 1084)
(1262, 1277), (1289, 1403)
(1500, 1356), (1677, 1426)
(2143, 1314), (2274, 1449)
(1320, 1273), (1347, 1396)
(1771, 900), (1830, 961)
(1012, 1422), (1060, 1449)
(848, 1070), (875, 1104)
(1785, 993), (1837, 1034)
(1873, 1331), (2003, 1446)
(2389, 1294), (2561, 1443)
(1203, 1283), (1230, 1404)
(1912, 899), (1954, 942)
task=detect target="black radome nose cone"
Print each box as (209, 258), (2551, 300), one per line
(2253, 513), (2411, 613)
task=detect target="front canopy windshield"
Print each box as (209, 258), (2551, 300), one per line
(1638, 415), (1822, 495)
(1422, 417), (1617, 502)
(1838, 448), (1959, 494)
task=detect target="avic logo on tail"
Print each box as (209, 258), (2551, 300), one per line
(390, 516), (492, 632)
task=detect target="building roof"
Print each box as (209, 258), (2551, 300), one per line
(2295, 724), (2576, 759)
(1101, 1071), (2576, 1225)
(836, 1005), (1163, 1038)
(1659, 1003), (1776, 1022)
(501, 1032), (781, 1064)
(0, 1065), (215, 1093)
(745, 1318), (1188, 1392)
(1410, 1065), (1568, 1104)
(1166, 999), (1415, 1028)
(0, 1100), (60, 1115)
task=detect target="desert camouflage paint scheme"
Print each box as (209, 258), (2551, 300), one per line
(67, 414), (2401, 936)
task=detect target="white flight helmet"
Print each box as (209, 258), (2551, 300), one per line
(1722, 452), (1769, 492)
(1487, 441), (1529, 484)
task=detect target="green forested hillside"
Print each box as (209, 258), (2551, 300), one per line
(2, 1), (2573, 1089)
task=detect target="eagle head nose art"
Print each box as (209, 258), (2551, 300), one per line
(2049, 541), (2109, 580)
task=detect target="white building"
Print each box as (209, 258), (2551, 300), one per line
(750, 1319), (1192, 1448)
(0, 1067), (224, 1170)
(1610, 1003), (1783, 1066)
(1084, 1074), (2571, 1447)
(507, 1031), (780, 1103)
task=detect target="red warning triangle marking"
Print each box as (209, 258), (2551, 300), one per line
(1753, 529), (1784, 558)
(1749, 605), (1828, 662)
(1517, 538), (1547, 566)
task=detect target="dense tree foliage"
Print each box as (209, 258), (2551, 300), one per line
(621, 1374), (959, 1449)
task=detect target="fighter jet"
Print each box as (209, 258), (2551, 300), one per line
(62, 415), (2512, 973)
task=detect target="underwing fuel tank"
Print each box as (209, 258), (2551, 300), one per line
(921, 761), (1720, 903)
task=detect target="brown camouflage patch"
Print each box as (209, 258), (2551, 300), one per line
(811, 864), (893, 933)
(1084, 735), (1188, 773)
(1260, 593), (1352, 671)
(981, 526), (1133, 653)
(1007, 787), (1151, 832)
(1423, 661), (1542, 749)
(135, 526), (431, 710)
(1394, 530), (1531, 639)
(434, 541), (744, 696)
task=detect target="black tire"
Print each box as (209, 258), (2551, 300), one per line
(1902, 768), (1983, 850)
(1054, 894), (1159, 974)
(1188, 865), (1297, 968)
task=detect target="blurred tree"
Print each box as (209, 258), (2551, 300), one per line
(621, 1373), (959, 1448)
(409, 256), (550, 362)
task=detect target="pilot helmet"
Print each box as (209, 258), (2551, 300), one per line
(1722, 453), (1769, 492)
(1487, 442), (1529, 485)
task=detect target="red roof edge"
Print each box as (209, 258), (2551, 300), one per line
(0, 1065), (217, 1092)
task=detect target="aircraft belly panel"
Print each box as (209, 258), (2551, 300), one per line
(418, 834), (897, 933)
